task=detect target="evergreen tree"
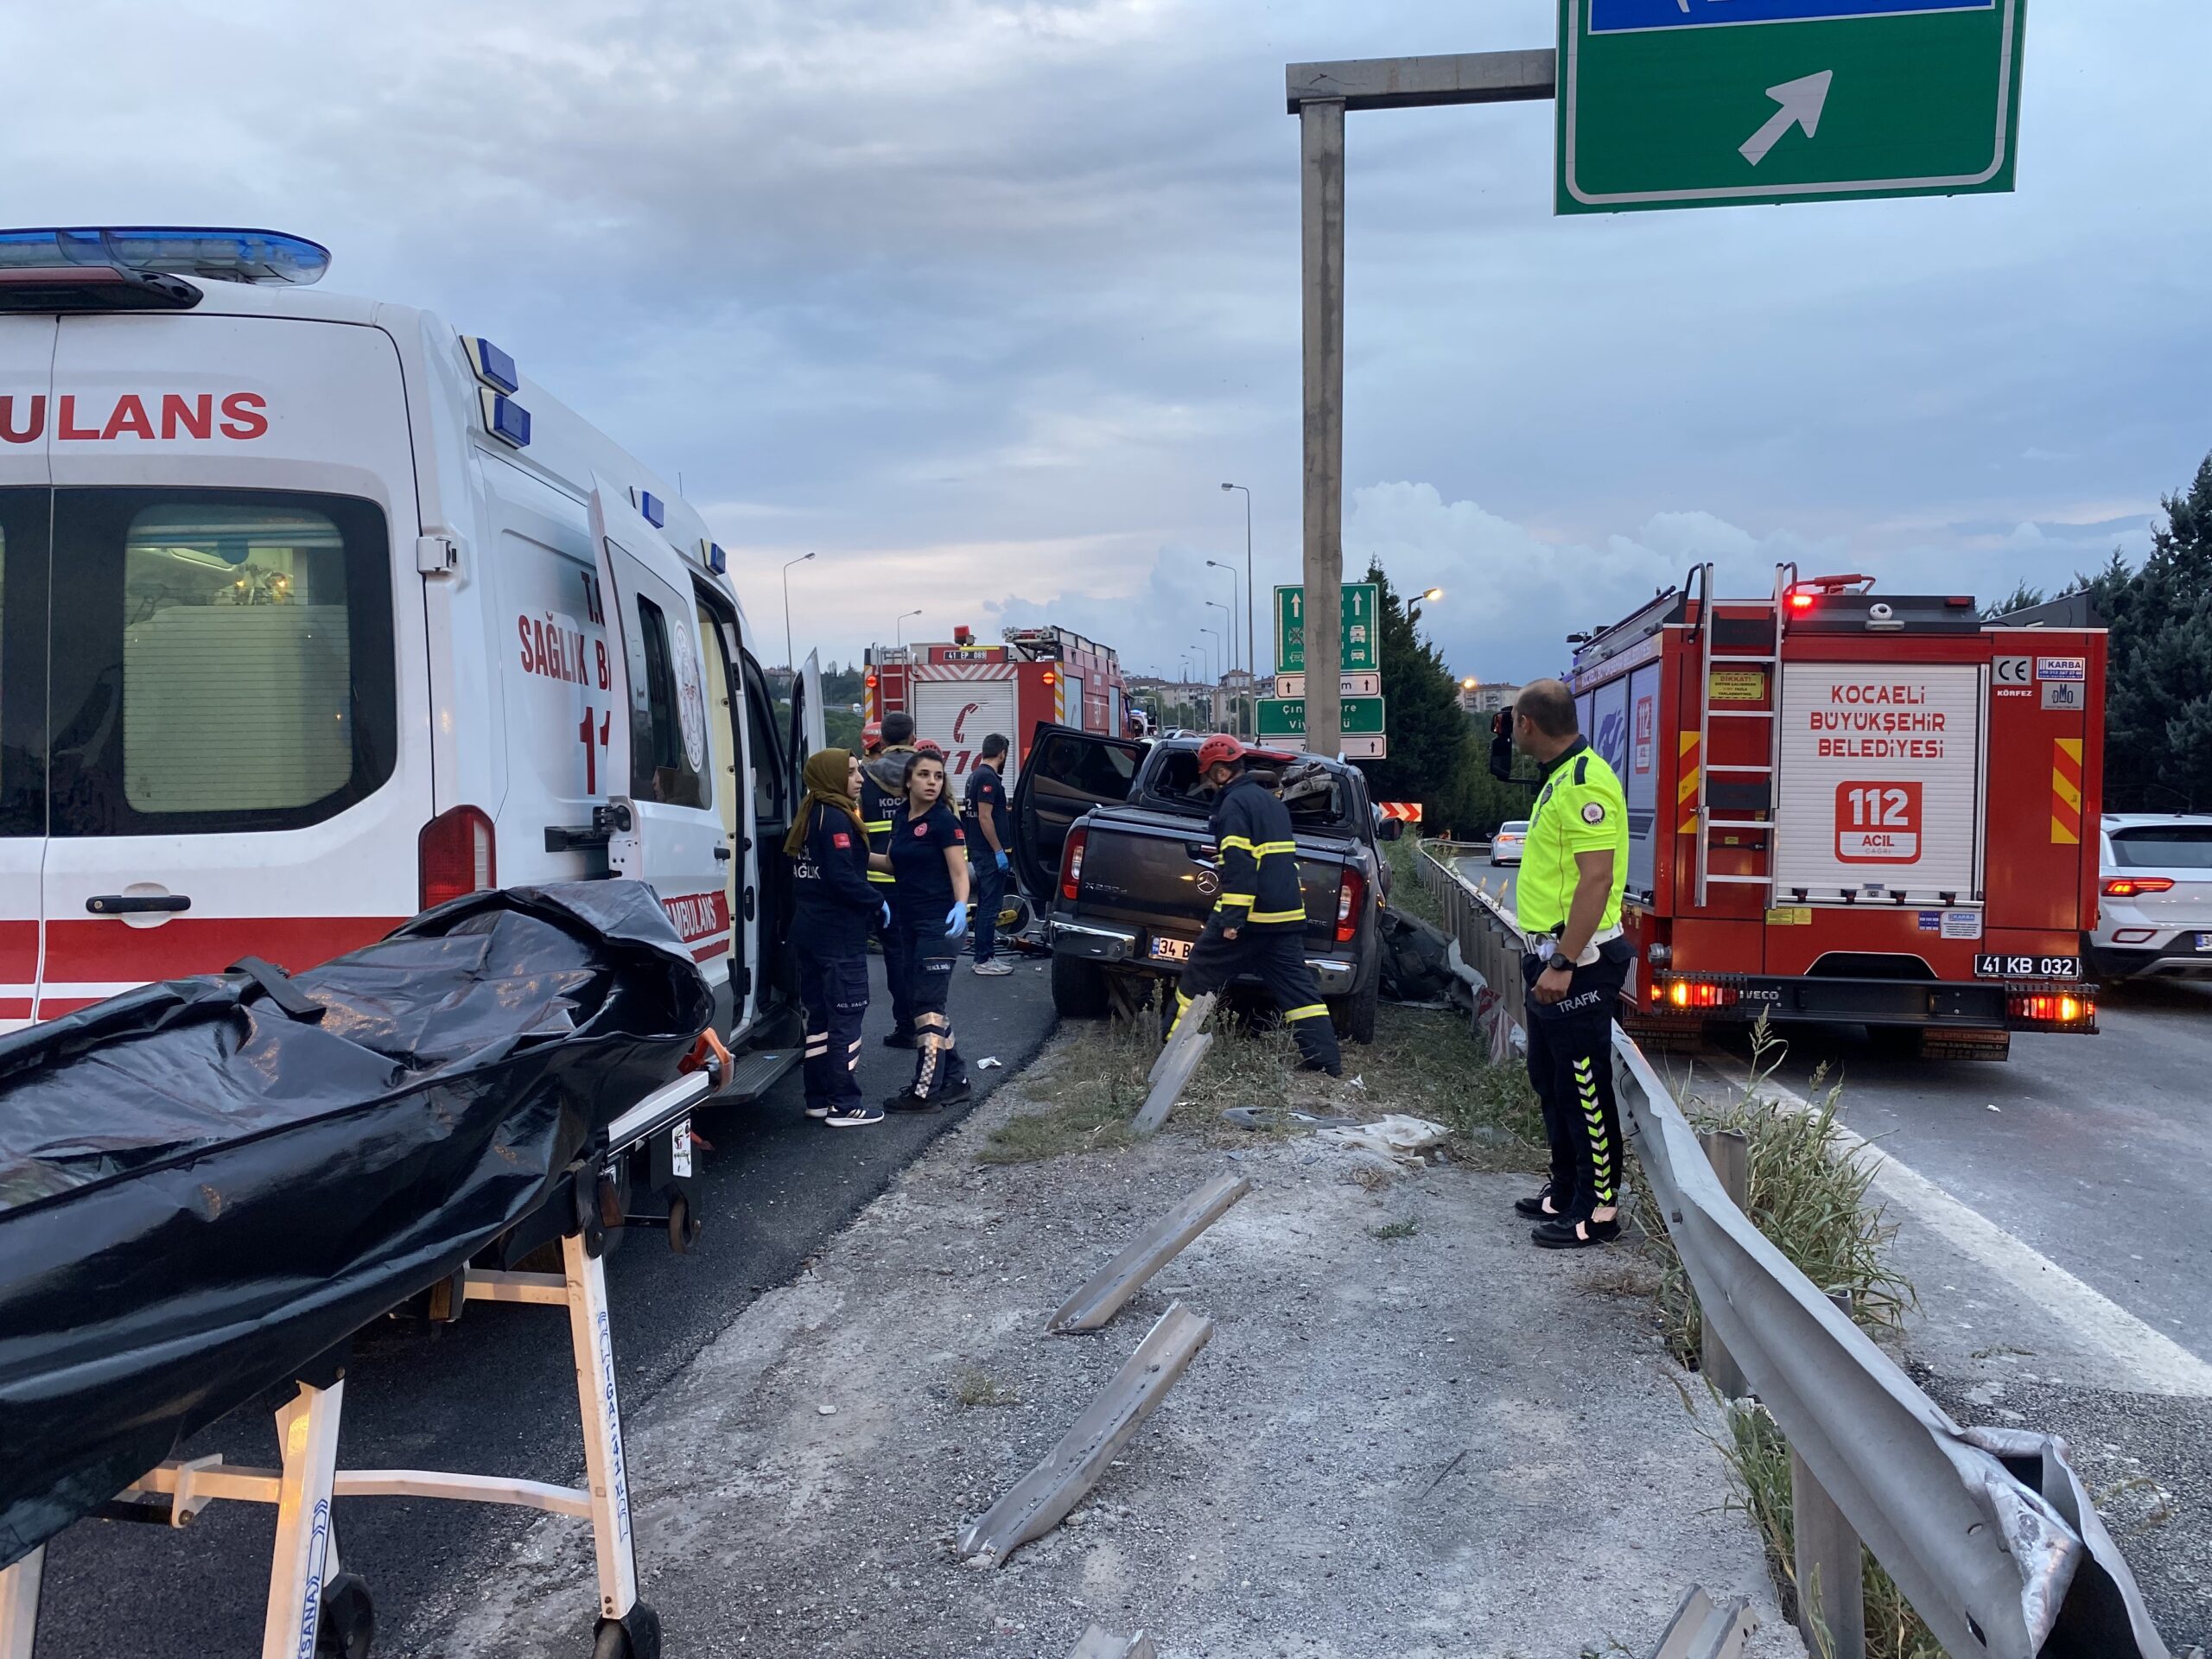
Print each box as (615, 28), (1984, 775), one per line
(2075, 453), (2212, 811)
(1355, 562), (1469, 815)
(1982, 580), (2045, 620)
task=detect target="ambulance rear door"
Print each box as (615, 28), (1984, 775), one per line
(36, 310), (431, 1014)
(588, 482), (735, 995)
(0, 316), (53, 1030)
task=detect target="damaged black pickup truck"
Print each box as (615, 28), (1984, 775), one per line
(1008, 728), (1402, 1042)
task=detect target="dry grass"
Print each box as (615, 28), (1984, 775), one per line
(1367, 1217), (1421, 1241)
(949, 1365), (1021, 1408)
(1383, 836), (1445, 926)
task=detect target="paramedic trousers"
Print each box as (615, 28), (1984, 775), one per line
(1522, 938), (1633, 1221)
(1173, 922), (1342, 1075)
(798, 943), (869, 1113)
(969, 854), (1006, 964)
(875, 902), (916, 1036)
(904, 926), (970, 1099)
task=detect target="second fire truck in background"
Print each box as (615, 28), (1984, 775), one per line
(864, 626), (1127, 792)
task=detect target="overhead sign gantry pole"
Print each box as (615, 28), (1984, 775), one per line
(1286, 52), (1558, 757)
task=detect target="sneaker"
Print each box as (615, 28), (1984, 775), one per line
(883, 1088), (941, 1114)
(804, 1102), (833, 1120)
(882, 1029), (919, 1050)
(971, 959), (1014, 977)
(1530, 1215), (1621, 1250)
(935, 1077), (974, 1105)
(1513, 1185), (1560, 1219)
(824, 1101), (885, 1128)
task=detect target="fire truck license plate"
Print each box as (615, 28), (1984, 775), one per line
(1974, 953), (2082, 981)
(1149, 937), (1193, 963)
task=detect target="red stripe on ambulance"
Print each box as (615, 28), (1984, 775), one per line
(41, 915), (404, 988)
(660, 891), (732, 961)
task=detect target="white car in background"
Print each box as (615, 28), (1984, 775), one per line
(1491, 821), (1529, 867)
(2092, 815), (2212, 979)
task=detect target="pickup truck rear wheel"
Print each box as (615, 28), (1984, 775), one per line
(1330, 972), (1379, 1046)
(1050, 954), (1112, 1019)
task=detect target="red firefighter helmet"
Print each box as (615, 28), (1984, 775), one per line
(1197, 734), (1244, 772)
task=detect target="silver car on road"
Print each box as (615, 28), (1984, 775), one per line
(2093, 814), (2212, 979)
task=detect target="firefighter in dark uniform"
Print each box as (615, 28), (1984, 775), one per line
(860, 711), (919, 1046)
(785, 747), (885, 1128)
(1166, 735), (1343, 1076)
(1502, 679), (1632, 1249)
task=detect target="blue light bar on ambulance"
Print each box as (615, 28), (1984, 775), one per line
(633, 489), (666, 529)
(0, 226), (330, 285)
(701, 540), (728, 575)
(461, 336), (519, 395)
(480, 388), (531, 448)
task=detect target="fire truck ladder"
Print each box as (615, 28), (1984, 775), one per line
(1691, 563), (1784, 908)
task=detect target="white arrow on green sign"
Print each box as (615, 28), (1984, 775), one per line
(1558, 0), (2025, 214)
(1274, 583), (1379, 675)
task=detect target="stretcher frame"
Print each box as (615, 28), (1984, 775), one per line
(0, 1065), (715, 1659)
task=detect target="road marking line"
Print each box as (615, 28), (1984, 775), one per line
(1707, 1065), (2212, 1400)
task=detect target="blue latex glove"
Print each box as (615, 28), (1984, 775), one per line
(881, 901), (893, 929)
(995, 849), (1010, 871)
(945, 902), (970, 940)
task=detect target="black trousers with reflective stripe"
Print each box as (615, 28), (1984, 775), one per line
(798, 944), (869, 1112)
(1176, 921), (1342, 1074)
(1522, 938), (1632, 1220)
(903, 925), (969, 1098)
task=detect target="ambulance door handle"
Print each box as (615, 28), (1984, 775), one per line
(87, 893), (192, 916)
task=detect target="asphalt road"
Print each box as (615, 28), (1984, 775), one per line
(35, 950), (1060, 1659)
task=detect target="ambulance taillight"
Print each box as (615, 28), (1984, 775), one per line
(420, 807), (497, 911)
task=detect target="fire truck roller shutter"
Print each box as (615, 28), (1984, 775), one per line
(1624, 663), (1662, 899)
(1772, 664), (1984, 901)
(915, 677), (1019, 792)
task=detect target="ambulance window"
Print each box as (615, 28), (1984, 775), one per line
(631, 595), (709, 810)
(46, 489), (396, 835)
(741, 653), (786, 825)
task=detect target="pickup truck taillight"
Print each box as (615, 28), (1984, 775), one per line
(1336, 868), (1365, 944)
(1060, 826), (1090, 903)
(421, 805), (497, 911)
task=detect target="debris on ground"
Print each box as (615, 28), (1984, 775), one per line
(1312, 1113), (1450, 1163)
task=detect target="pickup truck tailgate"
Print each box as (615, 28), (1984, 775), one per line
(1077, 816), (1342, 948)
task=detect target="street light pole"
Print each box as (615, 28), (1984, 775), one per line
(1205, 600), (1235, 734)
(1199, 626), (1224, 728)
(1220, 483), (1255, 724)
(1205, 559), (1243, 734)
(895, 608), (923, 651)
(781, 550), (817, 672)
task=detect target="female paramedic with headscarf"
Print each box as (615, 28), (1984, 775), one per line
(884, 747), (972, 1112)
(785, 747), (887, 1128)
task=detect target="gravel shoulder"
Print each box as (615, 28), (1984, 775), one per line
(427, 1020), (1802, 1659)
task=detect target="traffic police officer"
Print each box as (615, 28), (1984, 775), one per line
(860, 711), (920, 1046)
(1504, 680), (1631, 1249)
(1166, 735), (1343, 1076)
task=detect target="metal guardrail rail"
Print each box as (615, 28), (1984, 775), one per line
(1414, 839), (2174, 1659)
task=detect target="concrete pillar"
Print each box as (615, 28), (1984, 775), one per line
(1300, 97), (1345, 758)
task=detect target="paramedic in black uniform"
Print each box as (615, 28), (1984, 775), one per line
(965, 733), (1014, 977)
(784, 747), (884, 1128)
(884, 749), (974, 1111)
(1166, 735), (1342, 1076)
(860, 712), (920, 1046)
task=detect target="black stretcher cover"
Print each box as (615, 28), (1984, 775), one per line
(0, 882), (713, 1568)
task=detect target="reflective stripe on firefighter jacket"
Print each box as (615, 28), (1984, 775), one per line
(1211, 772), (1308, 929)
(859, 747), (915, 886)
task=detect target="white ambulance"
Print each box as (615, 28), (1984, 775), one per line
(0, 226), (817, 1090)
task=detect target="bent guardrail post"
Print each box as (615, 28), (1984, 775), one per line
(1695, 1129), (1751, 1402)
(1071, 1626), (1159, 1659)
(0, 1548), (43, 1659)
(1049, 1173), (1251, 1334)
(1643, 1586), (1755, 1659)
(957, 1303), (1213, 1567)
(1135, 994), (1216, 1137)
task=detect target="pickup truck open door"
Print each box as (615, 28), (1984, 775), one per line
(1008, 725), (1147, 901)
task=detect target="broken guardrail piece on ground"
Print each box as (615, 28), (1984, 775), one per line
(1048, 1172), (1250, 1334)
(1134, 992), (1216, 1137)
(1643, 1586), (1755, 1659)
(1070, 1627), (1159, 1659)
(957, 1302), (1214, 1568)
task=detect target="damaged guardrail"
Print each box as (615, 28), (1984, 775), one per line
(1414, 839), (2177, 1659)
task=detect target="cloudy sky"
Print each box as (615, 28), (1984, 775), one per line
(9, 0), (2207, 682)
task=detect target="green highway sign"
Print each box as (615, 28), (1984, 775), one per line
(1257, 696), (1387, 739)
(1558, 0), (2025, 214)
(1274, 582), (1380, 674)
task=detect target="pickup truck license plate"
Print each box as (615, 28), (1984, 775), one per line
(2197, 933), (2212, 952)
(1148, 937), (1193, 963)
(1974, 953), (2082, 981)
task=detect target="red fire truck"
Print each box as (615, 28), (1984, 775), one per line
(1571, 568), (2103, 1060)
(864, 625), (1127, 794)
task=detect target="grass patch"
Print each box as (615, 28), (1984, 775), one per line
(1717, 1403), (1944, 1659)
(1367, 1217), (1421, 1241)
(950, 1366), (1021, 1408)
(976, 1020), (1152, 1164)
(1359, 1003), (1545, 1169)
(1383, 836), (1444, 926)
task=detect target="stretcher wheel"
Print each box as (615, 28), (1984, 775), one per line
(667, 1193), (700, 1254)
(593, 1602), (664, 1659)
(315, 1573), (375, 1659)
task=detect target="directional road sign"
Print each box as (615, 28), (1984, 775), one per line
(1274, 583), (1379, 675)
(1273, 671), (1382, 700)
(1557, 0), (2025, 214)
(1263, 734), (1390, 761)
(1257, 696), (1387, 739)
